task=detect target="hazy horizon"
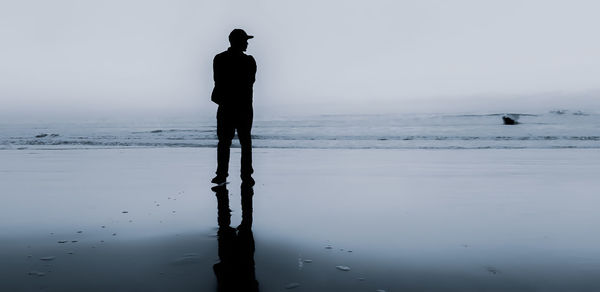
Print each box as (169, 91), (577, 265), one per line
(2, 0), (599, 121)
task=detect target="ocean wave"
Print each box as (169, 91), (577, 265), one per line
(444, 113), (538, 118)
(1, 134), (598, 150)
(131, 129), (214, 134)
(1, 112), (598, 150)
(3, 144), (600, 150)
(7, 140), (215, 148)
(249, 135), (600, 141)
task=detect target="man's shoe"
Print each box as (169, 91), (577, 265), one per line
(241, 176), (255, 187)
(211, 175), (227, 185)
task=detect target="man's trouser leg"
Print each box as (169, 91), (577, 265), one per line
(237, 110), (254, 178)
(216, 107), (235, 178)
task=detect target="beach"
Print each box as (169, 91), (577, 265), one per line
(3, 0), (600, 289)
(2, 148), (600, 291)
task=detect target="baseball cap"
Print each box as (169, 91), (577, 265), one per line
(229, 29), (254, 42)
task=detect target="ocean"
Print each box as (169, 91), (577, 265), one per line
(1, 110), (598, 150)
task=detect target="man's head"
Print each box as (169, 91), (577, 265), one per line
(229, 29), (253, 52)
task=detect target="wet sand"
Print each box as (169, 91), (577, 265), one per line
(1, 148), (600, 291)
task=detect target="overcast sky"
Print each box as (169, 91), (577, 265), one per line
(1, 0), (599, 119)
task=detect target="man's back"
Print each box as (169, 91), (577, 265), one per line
(212, 48), (256, 108)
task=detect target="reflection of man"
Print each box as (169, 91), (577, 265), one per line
(211, 29), (257, 186)
(212, 184), (258, 292)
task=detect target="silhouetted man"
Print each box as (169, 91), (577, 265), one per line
(211, 29), (256, 186)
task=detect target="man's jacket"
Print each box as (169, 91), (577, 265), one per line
(211, 48), (256, 108)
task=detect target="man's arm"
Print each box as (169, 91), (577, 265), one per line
(213, 54), (224, 85)
(211, 54), (223, 104)
(249, 56), (256, 85)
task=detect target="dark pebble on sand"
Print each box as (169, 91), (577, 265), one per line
(40, 256), (55, 261)
(486, 266), (499, 275)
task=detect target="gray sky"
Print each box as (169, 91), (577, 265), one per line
(1, 0), (599, 119)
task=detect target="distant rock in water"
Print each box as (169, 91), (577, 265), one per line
(502, 116), (517, 125)
(502, 114), (520, 125)
(150, 130), (163, 133)
(550, 109), (568, 115)
(35, 133), (59, 138)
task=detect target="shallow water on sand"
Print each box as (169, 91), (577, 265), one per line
(1, 148), (600, 291)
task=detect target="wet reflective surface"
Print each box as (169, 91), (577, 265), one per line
(212, 184), (259, 292)
(1, 148), (600, 291)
